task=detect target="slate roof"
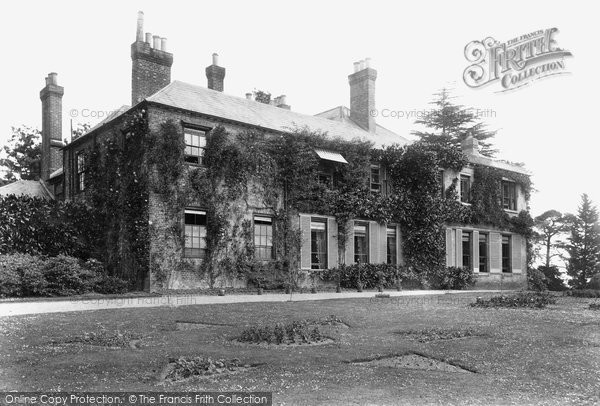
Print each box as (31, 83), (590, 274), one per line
(146, 81), (411, 147)
(0, 180), (53, 199)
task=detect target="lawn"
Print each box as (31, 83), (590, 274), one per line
(0, 292), (599, 405)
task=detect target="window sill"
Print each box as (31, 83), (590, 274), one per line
(460, 201), (471, 206)
(504, 209), (519, 214)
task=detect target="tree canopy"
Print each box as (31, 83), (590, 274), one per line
(0, 125), (41, 185)
(566, 194), (600, 288)
(413, 88), (498, 157)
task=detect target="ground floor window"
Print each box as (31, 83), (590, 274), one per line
(184, 209), (207, 258)
(354, 222), (369, 264)
(502, 235), (512, 273)
(386, 226), (397, 264)
(479, 233), (488, 272)
(462, 232), (472, 270)
(254, 216), (274, 260)
(310, 219), (327, 269)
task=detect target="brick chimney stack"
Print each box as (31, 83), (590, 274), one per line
(39, 72), (64, 181)
(461, 135), (480, 156)
(206, 53), (226, 92)
(348, 58), (377, 133)
(131, 11), (173, 105)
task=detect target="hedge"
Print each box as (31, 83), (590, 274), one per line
(0, 254), (128, 297)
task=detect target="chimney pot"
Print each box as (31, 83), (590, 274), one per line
(153, 35), (161, 50)
(136, 11), (144, 42)
(353, 61), (360, 73)
(245, 92), (253, 100)
(365, 57), (371, 68)
(212, 53), (219, 66)
(160, 37), (167, 52)
(145, 32), (152, 45)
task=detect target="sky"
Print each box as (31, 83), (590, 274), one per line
(0, 0), (598, 216)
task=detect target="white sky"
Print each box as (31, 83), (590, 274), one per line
(0, 0), (598, 216)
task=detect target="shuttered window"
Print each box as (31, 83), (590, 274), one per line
(386, 226), (397, 265)
(354, 223), (369, 264)
(462, 232), (472, 270)
(311, 219), (327, 269)
(479, 233), (489, 272)
(502, 235), (512, 273)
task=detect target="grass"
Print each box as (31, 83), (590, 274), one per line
(1, 292), (599, 405)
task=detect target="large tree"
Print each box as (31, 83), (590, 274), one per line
(566, 194), (600, 288)
(534, 209), (573, 268)
(413, 88), (497, 157)
(0, 125), (41, 184)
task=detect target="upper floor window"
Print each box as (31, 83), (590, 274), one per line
(438, 170), (445, 198)
(502, 180), (517, 211)
(184, 128), (206, 165)
(254, 216), (274, 260)
(370, 165), (381, 193)
(354, 222), (369, 264)
(502, 235), (512, 273)
(184, 209), (207, 258)
(310, 219), (327, 269)
(76, 152), (86, 192)
(386, 226), (397, 265)
(460, 175), (471, 203)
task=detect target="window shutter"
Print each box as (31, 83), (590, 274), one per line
(327, 218), (338, 269)
(299, 215), (311, 270)
(455, 229), (463, 268)
(490, 232), (501, 272)
(369, 221), (379, 263)
(446, 228), (453, 267)
(512, 234), (522, 273)
(344, 221), (354, 265)
(379, 223), (387, 264)
(397, 226), (404, 265)
(472, 230), (479, 271)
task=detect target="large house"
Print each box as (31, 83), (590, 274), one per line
(10, 12), (530, 291)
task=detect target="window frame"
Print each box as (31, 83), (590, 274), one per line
(353, 221), (369, 264)
(438, 169), (445, 198)
(370, 165), (382, 193)
(184, 209), (207, 259)
(501, 234), (512, 273)
(386, 225), (397, 265)
(460, 174), (471, 203)
(478, 233), (489, 273)
(253, 215), (274, 261)
(462, 231), (472, 270)
(183, 126), (208, 166)
(502, 180), (517, 211)
(76, 151), (86, 193)
(310, 218), (328, 270)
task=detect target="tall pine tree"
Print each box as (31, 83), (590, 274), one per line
(413, 88), (497, 157)
(566, 194), (600, 288)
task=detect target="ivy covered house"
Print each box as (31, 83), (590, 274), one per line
(33, 12), (531, 291)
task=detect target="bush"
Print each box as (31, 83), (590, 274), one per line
(239, 319), (326, 345)
(527, 268), (548, 292)
(429, 266), (475, 290)
(566, 289), (600, 298)
(538, 266), (566, 291)
(0, 254), (129, 297)
(322, 264), (419, 290)
(588, 273), (600, 290)
(471, 292), (557, 309)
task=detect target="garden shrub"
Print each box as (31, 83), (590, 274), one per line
(322, 264), (416, 290)
(164, 357), (246, 381)
(239, 319), (325, 344)
(527, 268), (548, 291)
(0, 254), (128, 297)
(589, 303), (600, 310)
(429, 266), (476, 290)
(588, 273), (600, 290)
(566, 289), (600, 298)
(471, 292), (557, 309)
(538, 265), (566, 291)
